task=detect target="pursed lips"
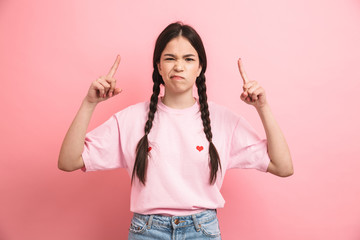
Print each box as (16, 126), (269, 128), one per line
(170, 75), (185, 80)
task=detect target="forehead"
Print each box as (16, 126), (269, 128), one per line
(162, 36), (198, 56)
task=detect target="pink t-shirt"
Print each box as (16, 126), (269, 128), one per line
(82, 98), (270, 216)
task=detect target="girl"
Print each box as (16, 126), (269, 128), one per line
(58, 22), (293, 240)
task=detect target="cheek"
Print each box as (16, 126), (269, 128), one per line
(159, 63), (171, 76)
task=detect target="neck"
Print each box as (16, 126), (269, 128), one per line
(162, 90), (196, 109)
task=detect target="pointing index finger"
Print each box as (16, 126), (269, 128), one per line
(107, 55), (121, 78)
(237, 58), (249, 84)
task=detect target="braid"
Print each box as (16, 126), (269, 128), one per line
(131, 71), (161, 185)
(196, 73), (222, 185)
(145, 72), (161, 135)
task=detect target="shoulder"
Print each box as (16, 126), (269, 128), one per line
(208, 101), (255, 129)
(113, 101), (149, 120)
(208, 101), (241, 123)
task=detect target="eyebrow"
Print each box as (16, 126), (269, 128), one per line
(163, 54), (196, 58)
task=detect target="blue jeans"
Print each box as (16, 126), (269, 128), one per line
(128, 209), (221, 239)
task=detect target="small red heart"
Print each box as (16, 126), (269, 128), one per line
(196, 146), (204, 152)
(148, 147), (152, 152)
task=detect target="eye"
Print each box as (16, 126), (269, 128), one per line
(165, 57), (175, 61)
(185, 58), (195, 62)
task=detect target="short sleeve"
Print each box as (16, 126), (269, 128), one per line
(81, 115), (126, 172)
(227, 116), (270, 172)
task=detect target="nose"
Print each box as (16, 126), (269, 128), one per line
(174, 60), (184, 71)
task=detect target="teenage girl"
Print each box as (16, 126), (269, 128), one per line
(58, 22), (293, 240)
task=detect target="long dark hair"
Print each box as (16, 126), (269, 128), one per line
(131, 21), (221, 185)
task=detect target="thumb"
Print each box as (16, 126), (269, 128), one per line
(113, 88), (123, 96)
(240, 92), (248, 101)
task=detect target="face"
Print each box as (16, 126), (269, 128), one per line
(157, 36), (202, 96)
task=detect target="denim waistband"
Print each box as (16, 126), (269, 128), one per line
(132, 209), (218, 231)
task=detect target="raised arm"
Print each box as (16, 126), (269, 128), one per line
(58, 55), (122, 171)
(237, 58), (293, 177)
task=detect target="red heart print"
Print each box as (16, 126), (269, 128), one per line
(196, 146), (204, 152)
(148, 147), (152, 152)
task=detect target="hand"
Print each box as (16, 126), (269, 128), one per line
(85, 55), (122, 104)
(237, 58), (267, 109)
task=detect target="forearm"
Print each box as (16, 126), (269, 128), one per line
(256, 103), (293, 176)
(58, 99), (97, 171)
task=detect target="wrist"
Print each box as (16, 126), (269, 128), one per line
(255, 102), (271, 114)
(82, 98), (98, 110)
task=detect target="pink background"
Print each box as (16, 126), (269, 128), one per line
(1, 0), (360, 239)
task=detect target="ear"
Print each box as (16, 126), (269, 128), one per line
(157, 62), (162, 74)
(197, 65), (203, 77)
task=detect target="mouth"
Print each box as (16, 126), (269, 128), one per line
(170, 75), (185, 80)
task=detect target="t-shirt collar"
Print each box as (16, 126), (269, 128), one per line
(157, 96), (200, 115)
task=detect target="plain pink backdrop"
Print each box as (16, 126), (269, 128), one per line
(1, 0), (360, 239)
